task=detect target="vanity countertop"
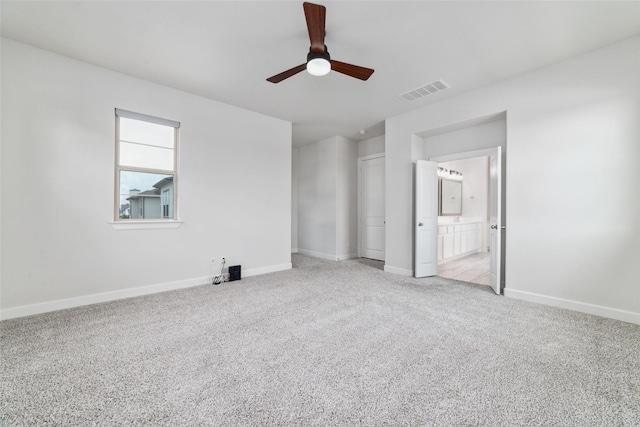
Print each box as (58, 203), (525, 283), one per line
(438, 217), (483, 226)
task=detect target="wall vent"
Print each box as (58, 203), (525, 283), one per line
(399, 79), (450, 102)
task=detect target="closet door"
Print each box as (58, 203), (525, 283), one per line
(359, 156), (385, 261)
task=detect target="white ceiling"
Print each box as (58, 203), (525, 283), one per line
(2, 1), (639, 146)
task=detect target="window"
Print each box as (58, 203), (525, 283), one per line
(115, 109), (179, 221)
(162, 189), (171, 218)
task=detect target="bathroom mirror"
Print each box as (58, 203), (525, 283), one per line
(439, 179), (462, 215)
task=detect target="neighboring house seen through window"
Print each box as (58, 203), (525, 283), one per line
(162, 188), (171, 218)
(115, 109), (179, 221)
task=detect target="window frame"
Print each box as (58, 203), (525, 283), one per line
(162, 188), (171, 218)
(114, 109), (180, 223)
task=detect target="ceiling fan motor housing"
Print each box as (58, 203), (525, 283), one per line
(306, 46), (331, 76)
(307, 45), (330, 63)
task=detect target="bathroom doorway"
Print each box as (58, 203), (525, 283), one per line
(435, 156), (490, 285)
(414, 113), (506, 292)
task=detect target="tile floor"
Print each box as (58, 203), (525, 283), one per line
(437, 252), (490, 285)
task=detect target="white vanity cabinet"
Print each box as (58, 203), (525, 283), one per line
(437, 222), (482, 262)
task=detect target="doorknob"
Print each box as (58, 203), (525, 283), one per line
(490, 225), (497, 229)
(418, 222), (423, 227)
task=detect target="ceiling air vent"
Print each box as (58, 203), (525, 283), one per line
(399, 79), (450, 102)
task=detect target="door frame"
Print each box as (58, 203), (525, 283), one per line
(429, 146), (506, 291)
(357, 153), (385, 259)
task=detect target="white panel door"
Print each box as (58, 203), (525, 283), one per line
(415, 160), (438, 277)
(489, 147), (503, 294)
(360, 156), (385, 260)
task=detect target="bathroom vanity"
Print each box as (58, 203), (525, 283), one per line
(437, 219), (483, 262)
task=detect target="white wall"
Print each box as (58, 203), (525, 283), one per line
(385, 36), (640, 324)
(297, 136), (358, 260)
(1, 39), (292, 318)
(422, 119), (506, 158)
(336, 136), (358, 259)
(358, 135), (385, 158)
(297, 137), (338, 259)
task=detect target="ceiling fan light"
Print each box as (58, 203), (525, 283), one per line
(307, 58), (331, 76)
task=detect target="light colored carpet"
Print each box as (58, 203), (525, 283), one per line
(1, 254), (639, 426)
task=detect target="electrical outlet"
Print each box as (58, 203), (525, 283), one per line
(210, 257), (216, 264)
(221, 256), (226, 263)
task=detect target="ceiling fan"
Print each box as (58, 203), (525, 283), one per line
(266, 2), (374, 83)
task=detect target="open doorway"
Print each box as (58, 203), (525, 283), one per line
(413, 112), (506, 293)
(435, 156), (490, 285)
(423, 146), (504, 294)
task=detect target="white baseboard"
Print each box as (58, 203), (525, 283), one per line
(384, 265), (414, 277)
(243, 263), (292, 277)
(296, 249), (359, 261)
(291, 248), (299, 253)
(504, 289), (640, 325)
(297, 248), (338, 261)
(1, 262), (293, 321)
(0, 276), (210, 321)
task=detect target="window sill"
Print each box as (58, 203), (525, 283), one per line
(109, 220), (183, 230)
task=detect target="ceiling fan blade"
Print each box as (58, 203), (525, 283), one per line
(303, 2), (326, 54)
(266, 64), (307, 83)
(330, 60), (375, 81)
